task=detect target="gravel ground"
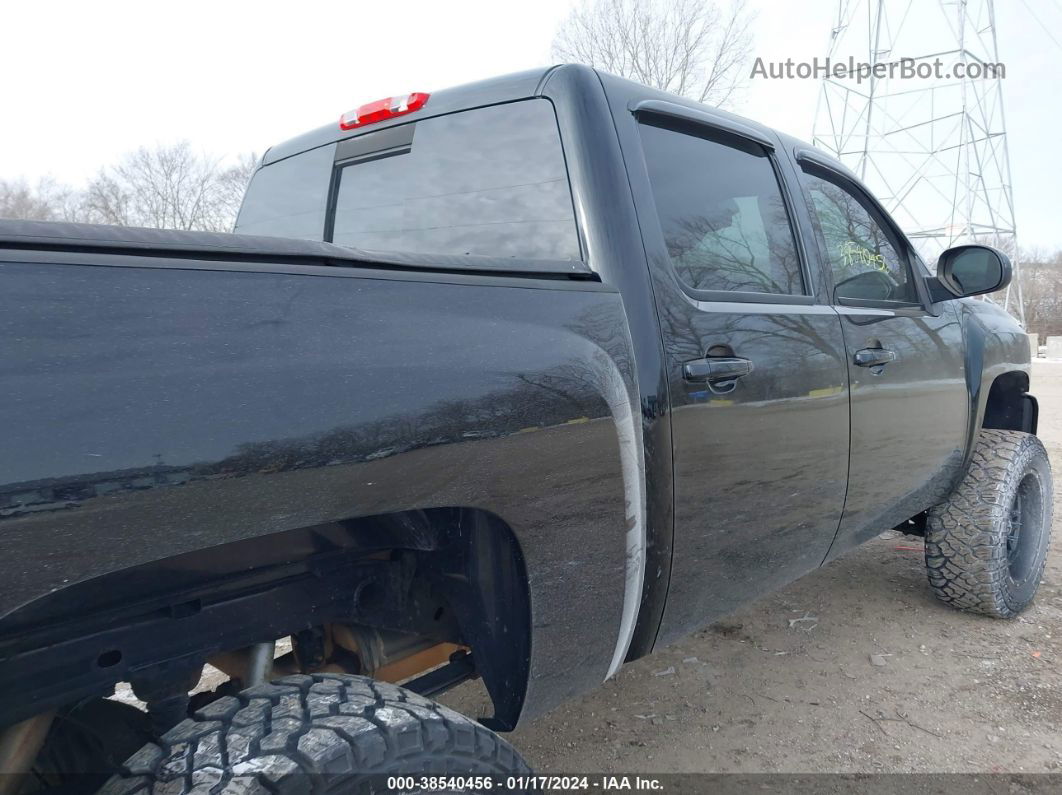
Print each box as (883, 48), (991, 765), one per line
(444, 360), (1062, 774)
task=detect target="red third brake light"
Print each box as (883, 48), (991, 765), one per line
(339, 92), (430, 131)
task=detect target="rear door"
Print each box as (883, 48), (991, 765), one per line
(793, 155), (968, 560)
(621, 105), (851, 644)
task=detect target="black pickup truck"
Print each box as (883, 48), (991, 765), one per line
(0, 65), (1052, 791)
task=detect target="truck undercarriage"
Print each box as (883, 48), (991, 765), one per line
(0, 509), (530, 787)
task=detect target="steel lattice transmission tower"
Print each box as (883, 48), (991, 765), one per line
(812, 0), (1023, 323)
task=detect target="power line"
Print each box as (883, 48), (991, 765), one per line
(1017, 0), (1062, 53)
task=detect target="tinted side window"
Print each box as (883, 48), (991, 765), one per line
(235, 144), (335, 239)
(638, 120), (804, 295)
(330, 100), (580, 260)
(801, 170), (916, 303)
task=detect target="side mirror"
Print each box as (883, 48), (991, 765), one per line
(936, 244), (1011, 299)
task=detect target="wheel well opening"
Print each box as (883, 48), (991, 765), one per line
(982, 370), (1035, 434)
(0, 507), (531, 732)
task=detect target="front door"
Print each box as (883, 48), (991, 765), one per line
(628, 111), (851, 644)
(794, 157), (968, 559)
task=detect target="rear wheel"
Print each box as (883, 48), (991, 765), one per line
(926, 429), (1053, 617)
(100, 673), (531, 794)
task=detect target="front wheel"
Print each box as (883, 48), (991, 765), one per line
(100, 673), (531, 794)
(926, 429), (1053, 618)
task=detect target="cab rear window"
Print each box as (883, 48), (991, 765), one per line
(236, 99), (581, 263)
(235, 144), (335, 241)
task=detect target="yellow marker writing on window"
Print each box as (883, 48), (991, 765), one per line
(839, 241), (888, 272)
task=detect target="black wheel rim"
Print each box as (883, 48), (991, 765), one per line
(1006, 471), (1043, 580)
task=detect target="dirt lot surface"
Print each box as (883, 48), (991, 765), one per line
(445, 360), (1062, 774)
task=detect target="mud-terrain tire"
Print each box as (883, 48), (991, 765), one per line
(99, 673), (531, 794)
(926, 429), (1053, 617)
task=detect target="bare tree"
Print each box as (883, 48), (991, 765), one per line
(0, 177), (83, 222)
(551, 0), (754, 108)
(82, 142), (258, 232)
(215, 151), (260, 228)
(1019, 248), (1062, 340)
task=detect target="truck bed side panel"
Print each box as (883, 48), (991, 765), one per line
(0, 256), (641, 722)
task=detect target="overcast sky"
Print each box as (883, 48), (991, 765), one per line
(2, 0), (1059, 250)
